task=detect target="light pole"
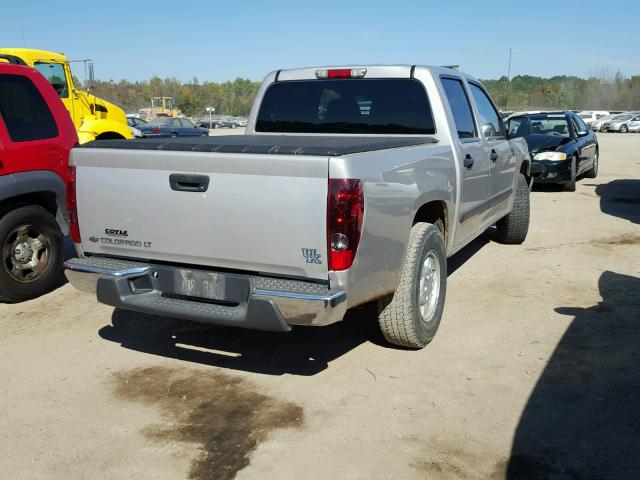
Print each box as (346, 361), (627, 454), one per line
(206, 106), (215, 129)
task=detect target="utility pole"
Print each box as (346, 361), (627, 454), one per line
(505, 47), (512, 110)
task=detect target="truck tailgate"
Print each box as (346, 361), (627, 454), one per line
(71, 148), (329, 280)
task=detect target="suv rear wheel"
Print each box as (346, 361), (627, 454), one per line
(377, 222), (447, 348)
(0, 205), (64, 302)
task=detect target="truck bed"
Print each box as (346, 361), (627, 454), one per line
(81, 135), (437, 156)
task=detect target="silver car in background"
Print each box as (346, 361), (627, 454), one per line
(601, 113), (640, 133)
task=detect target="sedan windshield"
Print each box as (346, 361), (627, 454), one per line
(528, 116), (571, 137)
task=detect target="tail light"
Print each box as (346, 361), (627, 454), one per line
(151, 128), (161, 134)
(327, 179), (364, 271)
(66, 165), (81, 243)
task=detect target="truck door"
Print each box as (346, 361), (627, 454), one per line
(468, 82), (515, 222)
(440, 77), (490, 245)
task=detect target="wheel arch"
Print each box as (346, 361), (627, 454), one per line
(0, 171), (68, 235)
(412, 199), (450, 245)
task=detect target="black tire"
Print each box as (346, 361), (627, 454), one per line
(170, 133), (177, 138)
(377, 222), (447, 349)
(563, 156), (577, 192)
(620, 125), (628, 133)
(584, 150), (599, 179)
(496, 173), (530, 244)
(0, 205), (64, 303)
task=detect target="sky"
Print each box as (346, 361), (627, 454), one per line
(2, 0), (638, 83)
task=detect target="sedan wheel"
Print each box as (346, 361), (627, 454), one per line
(620, 125), (628, 133)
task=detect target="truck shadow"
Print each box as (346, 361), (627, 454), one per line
(99, 305), (384, 376)
(588, 179), (640, 225)
(506, 271), (640, 479)
(97, 233), (492, 375)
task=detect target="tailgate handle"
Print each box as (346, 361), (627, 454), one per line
(169, 174), (210, 192)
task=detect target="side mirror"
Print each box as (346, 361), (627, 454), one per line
(577, 130), (589, 137)
(481, 123), (497, 137)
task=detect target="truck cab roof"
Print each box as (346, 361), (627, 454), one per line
(0, 48), (68, 64)
(271, 64), (476, 82)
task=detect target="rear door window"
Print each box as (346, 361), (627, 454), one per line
(0, 74), (58, 142)
(441, 77), (477, 139)
(256, 79), (435, 134)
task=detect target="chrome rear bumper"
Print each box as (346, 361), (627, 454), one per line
(64, 257), (347, 331)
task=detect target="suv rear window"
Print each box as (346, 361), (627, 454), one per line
(256, 79), (435, 134)
(0, 74), (58, 142)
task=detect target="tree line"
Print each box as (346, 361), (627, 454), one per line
(89, 72), (640, 118)
(483, 72), (640, 112)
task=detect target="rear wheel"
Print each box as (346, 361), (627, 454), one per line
(496, 174), (530, 244)
(170, 133), (177, 138)
(563, 156), (577, 192)
(620, 125), (629, 133)
(377, 222), (447, 349)
(584, 150), (599, 179)
(0, 206), (64, 303)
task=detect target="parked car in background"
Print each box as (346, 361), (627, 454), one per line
(232, 117), (248, 127)
(64, 64), (533, 349)
(197, 117), (222, 129)
(628, 114), (640, 132)
(138, 117), (208, 137)
(578, 111), (609, 126)
(601, 114), (640, 133)
(126, 115), (148, 129)
(126, 116), (147, 138)
(590, 114), (619, 132)
(506, 112), (598, 191)
(217, 118), (238, 128)
(0, 63), (78, 301)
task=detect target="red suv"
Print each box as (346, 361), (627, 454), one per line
(0, 63), (77, 302)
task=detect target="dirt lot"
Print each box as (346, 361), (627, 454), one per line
(1, 134), (638, 480)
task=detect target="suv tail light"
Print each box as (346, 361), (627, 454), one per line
(66, 165), (81, 243)
(327, 179), (364, 271)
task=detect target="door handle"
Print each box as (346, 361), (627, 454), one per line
(464, 154), (474, 170)
(490, 150), (499, 162)
(169, 174), (210, 192)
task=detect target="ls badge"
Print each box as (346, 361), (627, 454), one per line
(302, 248), (322, 264)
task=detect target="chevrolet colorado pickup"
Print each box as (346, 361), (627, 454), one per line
(64, 65), (531, 348)
(0, 63), (77, 302)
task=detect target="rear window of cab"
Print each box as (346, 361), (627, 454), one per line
(256, 78), (435, 134)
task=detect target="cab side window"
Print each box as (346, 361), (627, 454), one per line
(0, 74), (58, 142)
(468, 83), (503, 139)
(441, 78), (477, 139)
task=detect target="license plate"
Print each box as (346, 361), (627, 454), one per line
(174, 269), (225, 300)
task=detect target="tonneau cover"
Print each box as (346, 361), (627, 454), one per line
(80, 135), (437, 156)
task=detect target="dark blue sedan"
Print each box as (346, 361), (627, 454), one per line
(138, 117), (209, 138)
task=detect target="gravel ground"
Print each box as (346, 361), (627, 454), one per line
(0, 133), (638, 480)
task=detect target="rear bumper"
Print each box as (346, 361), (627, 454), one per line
(64, 257), (347, 332)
